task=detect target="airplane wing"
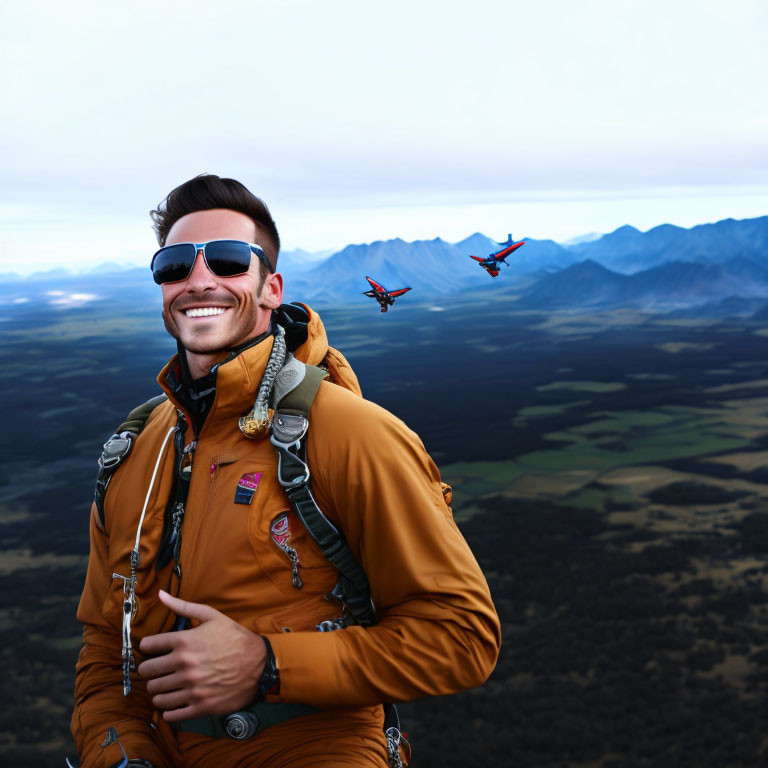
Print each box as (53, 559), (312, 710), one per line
(493, 240), (525, 260)
(365, 275), (386, 294)
(468, 254), (485, 262)
(388, 287), (411, 298)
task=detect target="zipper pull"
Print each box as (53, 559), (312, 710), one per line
(270, 513), (303, 590)
(167, 500), (185, 575)
(288, 548), (303, 589)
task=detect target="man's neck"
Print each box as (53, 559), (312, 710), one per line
(185, 327), (275, 379)
(182, 326), (275, 380)
(186, 351), (226, 380)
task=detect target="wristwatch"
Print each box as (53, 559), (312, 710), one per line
(257, 636), (280, 698)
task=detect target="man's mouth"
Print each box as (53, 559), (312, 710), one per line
(183, 307), (228, 318)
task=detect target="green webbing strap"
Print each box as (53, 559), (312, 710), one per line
(94, 394), (168, 525)
(178, 702), (320, 739)
(115, 394), (168, 435)
(276, 364), (327, 414)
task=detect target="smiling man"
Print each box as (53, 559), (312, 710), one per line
(71, 174), (500, 768)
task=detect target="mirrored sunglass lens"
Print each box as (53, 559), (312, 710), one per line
(204, 241), (252, 277)
(152, 244), (196, 284)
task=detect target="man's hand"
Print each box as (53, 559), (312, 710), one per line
(138, 590), (266, 723)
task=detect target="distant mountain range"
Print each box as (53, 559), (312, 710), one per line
(515, 256), (768, 311)
(2, 215), (767, 314)
(282, 215), (768, 311)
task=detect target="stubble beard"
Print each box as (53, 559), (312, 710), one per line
(162, 292), (260, 355)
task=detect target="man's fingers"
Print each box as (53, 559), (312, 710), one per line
(152, 687), (191, 712)
(144, 671), (185, 696)
(138, 651), (178, 680)
(140, 630), (184, 655)
(157, 590), (218, 622)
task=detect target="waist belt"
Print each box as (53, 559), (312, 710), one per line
(178, 702), (320, 740)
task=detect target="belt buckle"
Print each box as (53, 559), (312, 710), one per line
(224, 710), (260, 740)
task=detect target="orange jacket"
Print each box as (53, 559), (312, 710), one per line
(72, 307), (500, 767)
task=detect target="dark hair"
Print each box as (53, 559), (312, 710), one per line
(150, 174), (280, 271)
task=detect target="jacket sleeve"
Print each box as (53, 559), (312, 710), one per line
(71, 506), (181, 768)
(264, 386), (501, 709)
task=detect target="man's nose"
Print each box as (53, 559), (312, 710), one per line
(185, 250), (217, 291)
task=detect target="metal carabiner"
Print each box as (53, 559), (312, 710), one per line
(113, 571), (138, 695)
(102, 727), (129, 768)
(386, 726), (404, 768)
(272, 437), (311, 488)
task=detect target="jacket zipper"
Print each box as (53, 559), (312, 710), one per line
(270, 513), (304, 589)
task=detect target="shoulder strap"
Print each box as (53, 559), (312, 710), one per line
(270, 357), (404, 758)
(270, 358), (377, 628)
(94, 394), (168, 526)
(116, 394), (168, 434)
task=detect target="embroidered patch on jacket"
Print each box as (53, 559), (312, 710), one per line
(270, 513), (291, 547)
(234, 472), (262, 505)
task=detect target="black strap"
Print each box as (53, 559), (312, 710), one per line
(270, 362), (404, 758)
(271, 363), (377, 628)
(178, 701), (319, 739)
(155, 413), (192, 572)
(285, 483), (377, 627)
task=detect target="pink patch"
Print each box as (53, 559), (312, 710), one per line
(271, 513), (291, 547)
(238, 472), (262, 490)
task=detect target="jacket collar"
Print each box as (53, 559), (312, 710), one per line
(157, 332), (276, 432)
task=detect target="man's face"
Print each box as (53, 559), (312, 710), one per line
(160, 209), (282, 356)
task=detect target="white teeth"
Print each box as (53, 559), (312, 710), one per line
(184, 307), (227, 318)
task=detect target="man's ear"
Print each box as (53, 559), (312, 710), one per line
(259, 272), (283, 310)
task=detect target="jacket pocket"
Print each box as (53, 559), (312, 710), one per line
(269, 511), (304, 589)
(247, 477), (339, 599)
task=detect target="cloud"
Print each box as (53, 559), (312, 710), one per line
(1, 0), (766, 212)
(48, 292), (100, 307)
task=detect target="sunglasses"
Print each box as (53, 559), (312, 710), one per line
(150, 240), (274, 285)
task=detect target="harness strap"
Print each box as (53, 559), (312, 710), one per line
(270, 359), (377, 627)
(94, 394), (168, 526)
(277, 363), (327, 413)
(178, 702), (320, 740)
(116, 394), (168, 434)
(269, 359), (406, 762)
(285, 482), (376, 627)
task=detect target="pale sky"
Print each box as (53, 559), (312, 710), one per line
(1, 0), (767, 275)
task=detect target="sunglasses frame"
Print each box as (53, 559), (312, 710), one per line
(150, 239), (274, 285)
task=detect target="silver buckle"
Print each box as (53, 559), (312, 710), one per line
(271, 412), (308, 443)
(272, 438), (311, 488)
(224, 711), (260, 740)
(98, 432), (134, 470)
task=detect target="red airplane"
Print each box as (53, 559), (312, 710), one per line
(363, 276), (411, 312)
(468, 234), (526, 277)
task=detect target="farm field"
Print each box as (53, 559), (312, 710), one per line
(1, 297), (767, 766)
